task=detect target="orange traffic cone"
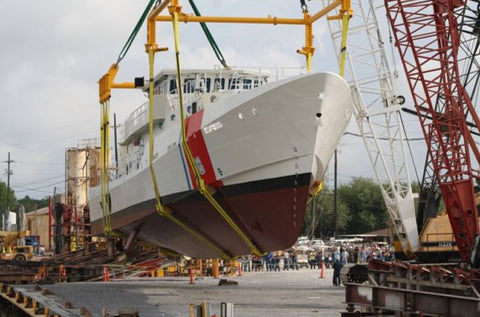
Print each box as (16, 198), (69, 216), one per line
(189, 266), (195, 284)
(319, 260), (325, 279)
(34, 265), (47, 282)
(213, 259), (219, 279)
(59, 265), (67, 283)
(103, 266), (110, 282)
(238, 261), (243, 276)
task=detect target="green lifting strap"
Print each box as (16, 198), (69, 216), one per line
(187, 0), (229, 69)
(117, 0), (159, 64)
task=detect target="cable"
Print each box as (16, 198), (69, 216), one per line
(14, 188), (52, 194)
(187, 0), (229, 68)
(300, 0), (308, 12)
(13, 175), (64, 187)
(12, 180), (64, 192)
(116, 0), (159, 64)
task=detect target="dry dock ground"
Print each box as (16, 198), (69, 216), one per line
(21, 268), (347, 317)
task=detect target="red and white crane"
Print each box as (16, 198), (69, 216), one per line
(385, 0), (480, 264)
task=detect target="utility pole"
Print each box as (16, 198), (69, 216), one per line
(311, 195), (316, 240)
(4, 152), (14, 210)
(2, 152), (14, 230)
(333, 149), (337, 239)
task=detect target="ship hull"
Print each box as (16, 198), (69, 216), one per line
(89, 72), (353, 258)
(91, 173), (311, 258)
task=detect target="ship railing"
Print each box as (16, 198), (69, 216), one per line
(76, 138), (99, 149)
(217, 65), (308, 82)
(166, 66), (307, 111)
(120, 101), (149, 142)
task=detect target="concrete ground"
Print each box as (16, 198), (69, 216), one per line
(21, 267), (348, 317)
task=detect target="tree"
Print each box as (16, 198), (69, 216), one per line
(338, 177), (389, 234)
(302, 178), (391, 240)
(303, 186), (350, 239)
(17, 195), (50, 213)
(0, 181), (16, 211)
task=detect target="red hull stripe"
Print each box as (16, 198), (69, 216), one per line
(184, 109), (220, 188)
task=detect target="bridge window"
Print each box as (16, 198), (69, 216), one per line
(214, 78), (225, 90)
(169, 78), (177, 94)
(228, 78), (240, 90)
(201, 78), (212, 92)
(243, 79), (252, 90)
(184, 78), (195, 93)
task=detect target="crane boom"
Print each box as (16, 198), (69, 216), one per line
(416, 0), (480, 232)
(385, 0), (480, 263)
(325, 0), (419, 255)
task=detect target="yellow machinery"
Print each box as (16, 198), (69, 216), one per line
(1, 246), (34, 261)
(0, 231), (34, 261)
(394, 191), (480, 262)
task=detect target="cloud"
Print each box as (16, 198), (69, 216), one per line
(0, 1), (425, 199)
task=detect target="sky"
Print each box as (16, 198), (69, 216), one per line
(0, 0), (427, 201)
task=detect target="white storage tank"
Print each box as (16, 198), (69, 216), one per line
(7, 210), (16, 231)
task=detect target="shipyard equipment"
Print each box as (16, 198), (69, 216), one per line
(324, 0), (419, 257)
(341, 0), (480, 315)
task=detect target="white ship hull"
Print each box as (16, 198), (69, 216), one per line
(89, 71), (353, 258)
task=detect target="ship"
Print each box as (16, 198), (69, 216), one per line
(89, 67), (353, 258)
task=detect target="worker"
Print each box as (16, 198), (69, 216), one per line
(332, 259), (343, 286)
(353, 247), (360, 263)
(241, 255), (251, 272)
(340, 248), (349, 265)
(333, 247), (341, 263)
(115, 238), (124, 253)
(283, 250), (290, 270)
(308, 251), (317, 269)
(290, 251), (298, 270)
(316, 249), (323, 268)
(324, 248), (332, 268)
(273, 251), (281, 271)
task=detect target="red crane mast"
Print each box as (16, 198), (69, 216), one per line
(385, 0), (480, 263)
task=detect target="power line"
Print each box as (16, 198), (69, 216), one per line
(12, 179), (64, 192)
(12, 174), (64, 187)
(14, 188), (53, 194)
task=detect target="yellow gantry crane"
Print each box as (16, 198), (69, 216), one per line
(98, 0), (352, 258)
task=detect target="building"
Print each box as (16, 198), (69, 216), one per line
(25, 207), (51, 251)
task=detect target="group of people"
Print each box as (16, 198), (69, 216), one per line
(240, 250), (301, 272)
(238, 243), (393, 287)
(326, 244), (393, 286)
